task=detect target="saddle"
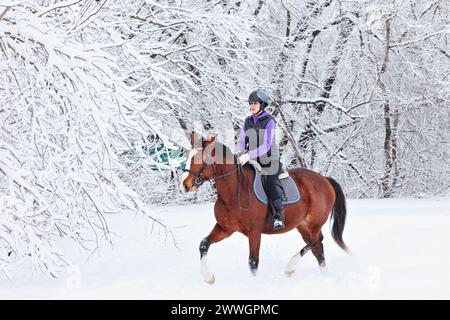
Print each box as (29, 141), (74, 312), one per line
(248, 160), (301, 206)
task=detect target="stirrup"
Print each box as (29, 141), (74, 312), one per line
(272, 219), (285, 231)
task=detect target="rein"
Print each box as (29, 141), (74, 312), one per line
(183, 156), (251, 211)
(236, 162), (252, 211)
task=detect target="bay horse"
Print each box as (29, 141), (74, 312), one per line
(180, 132), (348, 284)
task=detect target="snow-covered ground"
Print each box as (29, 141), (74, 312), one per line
(1, 198), (450, 299)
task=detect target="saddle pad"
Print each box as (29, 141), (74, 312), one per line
(251, 166), (301, 206)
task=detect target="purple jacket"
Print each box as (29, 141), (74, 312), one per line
(236, 111), (275, 159)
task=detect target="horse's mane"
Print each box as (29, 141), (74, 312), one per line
(214, 141), (237, 164)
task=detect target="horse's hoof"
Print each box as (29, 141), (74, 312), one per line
(205, 274), (215, 285)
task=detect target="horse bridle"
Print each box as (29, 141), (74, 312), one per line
(182, 154), (251, 211)
(183, 161), (208, 187)
(183, 156), (238, 187)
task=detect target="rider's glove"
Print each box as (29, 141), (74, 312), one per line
(238, 153), (250, 165)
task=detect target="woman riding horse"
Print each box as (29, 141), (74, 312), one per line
(180, 130), (348, 284)
(236, 89), (285, 231)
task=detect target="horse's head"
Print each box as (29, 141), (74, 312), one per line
(180, 132), (218, 193)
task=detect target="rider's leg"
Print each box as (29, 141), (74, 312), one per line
(266, 172), (285, 231)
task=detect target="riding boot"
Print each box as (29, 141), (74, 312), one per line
(271, 198), (285, 231)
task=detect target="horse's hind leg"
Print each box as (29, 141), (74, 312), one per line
(311, 234), (326, 269)
(285, 227), (325, 277)
(199, 223), (233, 284)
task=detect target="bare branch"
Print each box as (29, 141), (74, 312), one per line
(0, 6), (11, 20)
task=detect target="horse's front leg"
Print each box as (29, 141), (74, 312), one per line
(199, 223), (233, 284)
(248, 232), (262, 275)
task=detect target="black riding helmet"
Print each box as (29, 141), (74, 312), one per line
(248, 89), (269, 109)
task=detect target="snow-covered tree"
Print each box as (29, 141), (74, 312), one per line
(243, 0), (449, 197)
(0, 0), (448, 276)
(0, 0), (182, 276)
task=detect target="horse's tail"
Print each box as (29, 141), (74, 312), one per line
(327, 177), (348, 252)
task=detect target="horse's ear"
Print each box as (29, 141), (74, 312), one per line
(203, 134), (217, 160)
(204, 134), (217, 147)
(191, 131), (202, 148)
(190, 131), (197, 145)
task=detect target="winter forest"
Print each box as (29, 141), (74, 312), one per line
(0, 0), (449, 279)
